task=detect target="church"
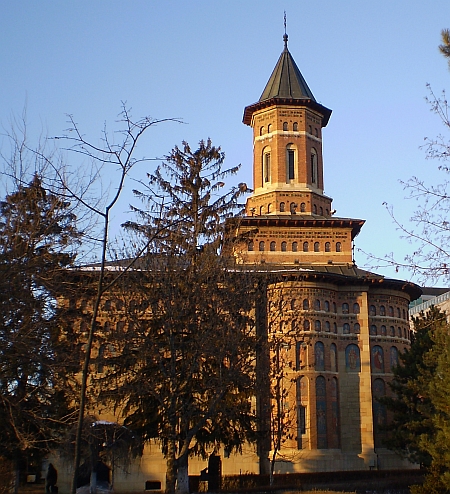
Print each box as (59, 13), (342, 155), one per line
(56, 33), (421, 493)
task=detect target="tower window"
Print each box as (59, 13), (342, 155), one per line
(315, 128), (319, 137)
(292, 241), (298, 252)
(260, 126), (264, 136)
(283, 121), (288, 131)
(287, 147), (295, 180)
(325, 242), (331, 252)
(314, 242), (320, 252)
(248, 241), (254, 251)
(280, 202), (285, 212)
(311, 148), (318, 184)
(293, 122), (298, 131)
(300, 202), (306, 212)
(336, 242), (342, 252)
(270, 241), (276, 251)
(281, 241), (287, 252)
(313, 204), (317, 214)
(259, 241), (265, 251)
(263, 151), (271, 183)
(268, 124), (272, 133)
(303, 241), (309, 252)
(267, 203), (272, 213)
(290, 202), (297, 213)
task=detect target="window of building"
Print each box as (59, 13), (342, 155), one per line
(303, 299), (309, 310)
(370, 325), (377, 335)
(270, 241), (276, 251)
(287, 146), (295, 180)
(320, 207), (323, 216)
(354, 323), (361, 333)
(248, 241), (254, 251)
(263, 149), (271, 184)
(388, 306), (394, 317)
(315, 320), (322, 332)
(291, 299), (296, 310)
(293, 122), (298, 131)
(342, 303), (349, 314)
(325, 321), (331, 332)
(336, 242), (342, 252)
(372, 346), (384, 373)
(259, 241), (265, 251)
(303, 241), (309, 252)
(300, 202), (306, 212)
(315, 128), (319, 137)
(397, 327), (402, 337)
(333, 302), (337, 313)
(290, 202), (297, 213)
(333, 322), (338, 333)
(389, 325), (395, 336)
(353, 302), (360, 314)
(292, 241), (298, 252)
(303, 320), (310, 331)
(283, 121), (288, 131)
(260, 126), (264, 136)
(343, 323), (350, 334)
(311, 148), (318, 184)
(315, 342), (325, 370)
(369, 305), (376, 316)
(330, 344), (337, 372)
(397, 308), (401, 318)
(345, 344), (361, 371)
(267, 203), (272, 213)
(325, 242), (331, 252)
(390, 346), (399, 371)
(380, 305), (386, 316)
(268, 124), (272, 133)
(281, 241), (287, 252)
(325, 301), (330, 312)
(280, 202), (285, 212)
(315, 299), (321, 311)
(381, 325), (387, 335)
(314, 242), (320, 252)
(316, 376), (328, 448)
(309, 125), (312, 134)
(313, 204), (318, 214)
(259, 205), (264, 215)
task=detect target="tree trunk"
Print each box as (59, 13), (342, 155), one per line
(165, 439), (177, 494)
(175, 453), (189, 494)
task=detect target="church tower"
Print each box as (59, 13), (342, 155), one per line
(236, 34), (364, 266)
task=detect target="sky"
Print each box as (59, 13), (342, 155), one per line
(1, 1), (450, 285)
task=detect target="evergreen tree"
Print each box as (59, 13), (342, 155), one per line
(111, 140), (256, 494)
(0, 175), (80, 480)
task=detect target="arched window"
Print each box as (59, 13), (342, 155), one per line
(297, 376), (307, 448)
(300, 202), (306, 212)
(330, 377), (340, 448)
(292, 242), (298, 252)
(380, 305), (386, 316)
(303, 320), (310, 331)
(330, 343), (338, 372)
(390, 346), (399, 371)
(290, 202), (297, 213)
(325, 242), (331, 252)
(313, 204), (318, 214)
(369, 305), (376, 316)
(290, 299), (296, 310)
(268, 124), (272, 133)
(315, 128), (319, 137)
(336, 242), (342, 252)
(303, 241), (309, 252)
(397, 327), (402, 337)
(315, 320), (322, 332)
(263, 147), (271, 184)
(372, 345), (384, 373)
(314, 242), (320, 252)
(281, 241), (287, 252)
(314, 299), (321, 311)
(280, 202), (285, 212)
(309, 125), (312, 134)
(316, 376), (327, 448)
(260, 126), (265, 136)
(381, 325), (387, 335)
(315, 342), (325, 370)
(283, 121), (288, 131)
(303, 299), (309, 310)
(325, 321), (331, 332)
(343, 323), (350, 334)
(342, 303), (349, 314)
(354, 323), (360, 333)
(397, 307), (401, 318)
(346, 344), (361, 371)
(403, 308), (406, 319)
(320, 207), (323, 216)
(293, 122), (298, 131)
(389, 326), (395, 336)
(311, 148), (318, 184)
(286, 144), (295, 180)
(370, 324), (377, 335)
(333, 322), (337, 333)
(267, 203), (272, 213)
(325, 301), (330, 312)
(248, 241), (254, 251)
(259, 205), (264, 215)
(388, 306), (394, 317)
(270, 241), (276, 251)
(333, 302), (337, 313)
(259, 241), (265, 251)
(373, 378), (387, 447)
(353, 303), (360, 314)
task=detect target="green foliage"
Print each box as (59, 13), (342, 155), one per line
(0, 175), (80, 462)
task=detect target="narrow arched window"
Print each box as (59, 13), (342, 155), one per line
(270, 241), (276, 251)
(259, 205), (264, 215)
(369, 305), (376, 316)
(325, 321), (331, 332)
(320, 207), (323, 216)
(381, 325), (387, 335)
(343, 323), (350, 334)
(311, 148), (318, 184)
(370, 325), (377, 335)
(268, 124), (272, 133)
(336, 242), (342, 252)
(316, 376), (327, 448)
(325, 242), (331, 252)
(303, 320), (310, 331)
(380, 305), (386, 316)
(315, 342), (325, 370)
(248, 241), (254, 251)
(372, 346), (384, 373)
(287, 144), (295, 180)
(353, 303), (360, 314)
(325, 301), (330, 312)
(303, 299), (309, 310)
(313, 204), (318, 214)
(292, 241), (298, 252)
(283, 121), (288, 131)
(303, 241), (309, 252)
(315, 128), (319, 137)
(280, 202), (285, 212)
(267, 203), (272, 213)
(260, 126), (265, 136)
(259, 241), (265, 251)
(354, 323), (360, 333)
(333, 322), (337, 333)
(263, 148), (271, 184)
(290, 299), (296, 310)
(342, 303), (349, 314)
(281, 241), (287, 252)
(315, 320), (322, 332)
(314, 242), (320, 252)
(293, 122), (298, 131)
(300, 202), (306, 212)
(314, 299), (321, 311)
(389, 306), (394, 317)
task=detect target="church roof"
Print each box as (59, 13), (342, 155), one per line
(259, 34), (315, 102)
(243, 35), (332, 126)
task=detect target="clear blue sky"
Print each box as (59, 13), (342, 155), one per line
(1, 1), (449, 284)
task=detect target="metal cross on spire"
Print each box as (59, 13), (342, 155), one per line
(283, 11), (288, 48)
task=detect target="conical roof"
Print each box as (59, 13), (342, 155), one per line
(259, 34), (315, 102)
(243, 34), (331, 127)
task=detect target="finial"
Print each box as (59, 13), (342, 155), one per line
(283, 11), (288, 48)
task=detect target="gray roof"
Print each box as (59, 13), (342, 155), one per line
(259, 35), (315, 102)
